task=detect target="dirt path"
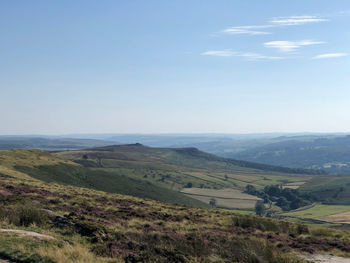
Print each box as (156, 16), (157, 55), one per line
(300, 254), (350, 262)
(0, 229), (55, 240)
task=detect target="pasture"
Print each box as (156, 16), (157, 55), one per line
(282, 204), (350, 224)
(181, 187), (260, 209)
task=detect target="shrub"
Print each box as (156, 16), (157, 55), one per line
(2, 203), (48, 227)
(232, 215), (304, 235)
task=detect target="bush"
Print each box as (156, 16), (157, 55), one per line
(1, 203), (48, 227)
(232, 215), (306, 236)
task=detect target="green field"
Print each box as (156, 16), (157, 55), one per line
(181, 188), (260, 209)
(282, 204), (350, 222)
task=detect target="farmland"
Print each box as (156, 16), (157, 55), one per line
(281, 204), (350, 225)
(54, 144), (316, 209)
(181, 188), (260, 209)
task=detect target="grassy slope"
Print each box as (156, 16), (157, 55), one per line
(1, 170), (350, 262)
(300, 176), (350, 204)
(54, 144), (316, 193)
(231, 135), (350, 174)
(0, 150), (207, 208)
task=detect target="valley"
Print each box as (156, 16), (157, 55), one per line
(1, 143), (350, 262)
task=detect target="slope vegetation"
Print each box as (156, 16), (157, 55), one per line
(54, 144), (320, 209)
(231, 135), (350, 174)
(1, 165), (350, 262)
(55, 144), (319, 190)
(0, 150), (207, 208)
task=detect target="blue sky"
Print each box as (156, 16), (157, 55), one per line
(1, 0), (350, 134)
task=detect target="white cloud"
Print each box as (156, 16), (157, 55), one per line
(201, 50), (282, 60)
(221, 15), (328, 36)
(222, 25), (273, 35)
(201, 50), (237, 57)
(264, 40), (325, 52)
(239, 52), (282, 60)
(270, 16), (329, 26)
(313, 53), (348, 59)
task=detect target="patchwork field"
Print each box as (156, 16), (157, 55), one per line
(282, 204), (350, 224)
(181, 188), (260, 209)
(324, 212), (350, 224)
(52, 144), (319, 210)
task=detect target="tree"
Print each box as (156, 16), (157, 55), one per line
(264, 185), (281, 197)
(185, 182), (193, 188)
(245, 184), (257, 195)
(254, 201), (266, 216)
(82, 154), (88, 160)
(276, 197), (290, 211)
(209, 198), (217, 207)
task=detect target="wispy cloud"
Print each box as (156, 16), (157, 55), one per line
(201, 50), (282, 60)
(222, 25), (273, 35)
(222, 15), (328, 36)
(313, 53), (348, 59)
(270, 16), (329, 26)
(264, 40), (325, 52)
(201, 50), (236, 57)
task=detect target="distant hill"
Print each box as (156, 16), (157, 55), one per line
(85, 143), (326, 175)
(54, 144), (323, 193)
(230, 135), (350, 174)
(0, 137), (114, 151)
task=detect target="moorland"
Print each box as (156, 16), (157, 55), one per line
(1, 138), (350, 262)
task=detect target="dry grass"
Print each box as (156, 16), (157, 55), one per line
(38, 243), (117, 263)
(323, 212), (350, 224)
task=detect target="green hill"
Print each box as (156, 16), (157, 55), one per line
(54, 144), (320, 191)
(53, 144), (323, 209)
(0, 149), (207, 208)
(231, 135), (350, 174)
(1, 152), (350, 262)
(300, 175), (350, 205)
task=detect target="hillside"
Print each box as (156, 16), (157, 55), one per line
(0, 150), (207, 208)
(1, 156), (350, 262)
(54, 144), (322, 209)
(231, 135), (350, 174)
(299, 175), (350, 205)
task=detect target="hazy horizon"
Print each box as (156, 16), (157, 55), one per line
(1, 0), (350, 134)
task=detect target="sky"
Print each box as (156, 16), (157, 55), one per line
(1, 0), (350, 135)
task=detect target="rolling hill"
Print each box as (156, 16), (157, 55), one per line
(231, 135), (350, 174)
(54, 144), (324, 209)
(0, 149), (350, 262)
(0, 149), (207, 208)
